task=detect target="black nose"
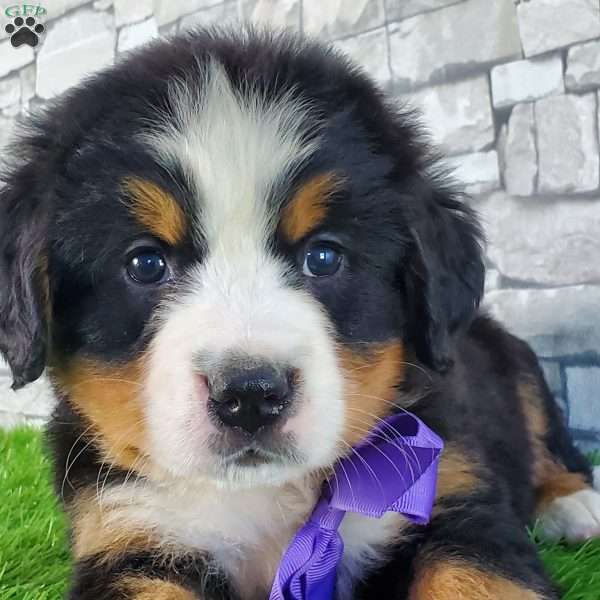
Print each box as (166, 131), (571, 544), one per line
(210, 366), (294, 434)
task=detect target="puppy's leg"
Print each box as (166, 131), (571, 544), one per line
(516, 360), (600, 543)
(532, 414), (600, 543)
(71, 563), (198, 600)
(535, 465), (600, 543)
(68, 554), (234, 600)
(66, 490), (235, 600)
(408, 497), (558, 600)
(68, 551), (233, 600)
(409, 561), (547, 600)
(357, 447), (558, 600)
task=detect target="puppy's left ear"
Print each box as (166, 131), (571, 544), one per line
(0, 161), (50, 390)
(401, 178), (485, 372)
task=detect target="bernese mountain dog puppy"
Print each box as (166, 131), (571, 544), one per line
(1, 28), (599, 600)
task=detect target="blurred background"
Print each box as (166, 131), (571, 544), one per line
(0, 0), (599, 449)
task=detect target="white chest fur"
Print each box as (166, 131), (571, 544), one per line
(100, 478), (406, 599)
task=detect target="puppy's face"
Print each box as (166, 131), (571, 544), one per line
(0, 33), (484, 489)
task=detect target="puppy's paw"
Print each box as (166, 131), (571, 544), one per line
(538, 488), (600, 543)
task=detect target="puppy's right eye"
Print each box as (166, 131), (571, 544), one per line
(303, 244), (343, 278)
(126, 249), (167, 284)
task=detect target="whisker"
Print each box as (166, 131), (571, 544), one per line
(61, 424), (97, 501)
(275, 498), (290, 528)
(343, 357), (433, 382)
(92, 416), (149, 507)
(345, 409), (423, 478)
(345, 393), (413, 411)
(338, 438), (388, 508)
(335, 457), (357, 508)
(346, 426), (414, 489)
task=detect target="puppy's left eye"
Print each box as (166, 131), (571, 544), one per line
(303, 244), (342, 277)
(126, 249), (168, 284)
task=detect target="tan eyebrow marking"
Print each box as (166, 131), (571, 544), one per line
(124, 177), (187, 245)
(280, 172), (343, 243)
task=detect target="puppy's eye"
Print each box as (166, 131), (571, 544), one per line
(303, 244), (342, 277)
(126, 249), (167, 284)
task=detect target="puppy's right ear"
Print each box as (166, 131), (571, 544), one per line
(0, 156), (50, 390)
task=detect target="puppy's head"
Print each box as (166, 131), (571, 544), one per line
(0, 30), (484, 488)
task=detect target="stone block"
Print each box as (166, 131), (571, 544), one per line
(93, 0), (113, 9)
(479, 192), (600, 285)
(484, 268), (501, 295)
(566, 367), (600, 432)
(0, 113), (15, 149)
(2, 103), (22, 117)
(536, 93), (599, 194)
(180, 2), (239, 29)
(158, 22), (178, 36)
(304, 0), (385, 40)
(153, 0), (223, 26)
(0, 74), (20, 109)
(503, 103), (537, 196)
(241, 0), (301, 29)
(566, 39), (600, 92)
(36, 10), (115, 99)
(404, 75), (494, 156)
(540, 360), (563, 397)
(118, 18), (159, 53)
(334, 27), (391, 88)
(496, 122), (507, 177)
(20, 64), (36, 103)
(43, 0), (90, 20)
(114, 0), (152, 26)
(574, 436), (600, 453)
(0, 39), (34, 78)
(553, 395), (568, 422)
(446, 150), (500, 195)
(484, 285), (600, 358)
(518, 0), (600, 58)
(385, 0), (465, 21)
(389, 0), (521, 90)
(491, 54), (564, 109)
(0, 373), (55, 420)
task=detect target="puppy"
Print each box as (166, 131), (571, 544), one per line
(1, 29), (598, 600)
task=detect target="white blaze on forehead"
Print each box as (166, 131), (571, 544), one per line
(144, 61), (320, 248)
(140, 60), (344, 488)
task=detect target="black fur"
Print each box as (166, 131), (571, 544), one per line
(70, 551), (235, 600)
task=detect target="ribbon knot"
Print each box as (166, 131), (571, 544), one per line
(269, 413), (443, 600)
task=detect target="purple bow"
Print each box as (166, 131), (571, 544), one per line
(269, 412), (443, 600)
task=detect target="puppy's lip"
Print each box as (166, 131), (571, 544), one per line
(224, 446), (277, 467)
(216, 435), (302, 467)
(217, 446), (283, 470)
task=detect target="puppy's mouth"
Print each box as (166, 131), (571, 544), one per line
(222, 446), (285, 467)
(213, 434), (304, 469)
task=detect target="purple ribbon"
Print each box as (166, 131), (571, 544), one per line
(269, 412), (443, 600)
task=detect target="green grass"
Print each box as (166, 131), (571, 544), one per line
(0, 429), (70, 599)
(0, 429), (599, 599)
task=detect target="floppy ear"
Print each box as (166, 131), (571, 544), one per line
(0, 159), (50, 390)
(402, 178), (485, 372)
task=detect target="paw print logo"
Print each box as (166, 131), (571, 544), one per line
(5, 16), (45, 48)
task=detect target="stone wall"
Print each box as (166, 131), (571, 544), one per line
(1, 0), (599, 448)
